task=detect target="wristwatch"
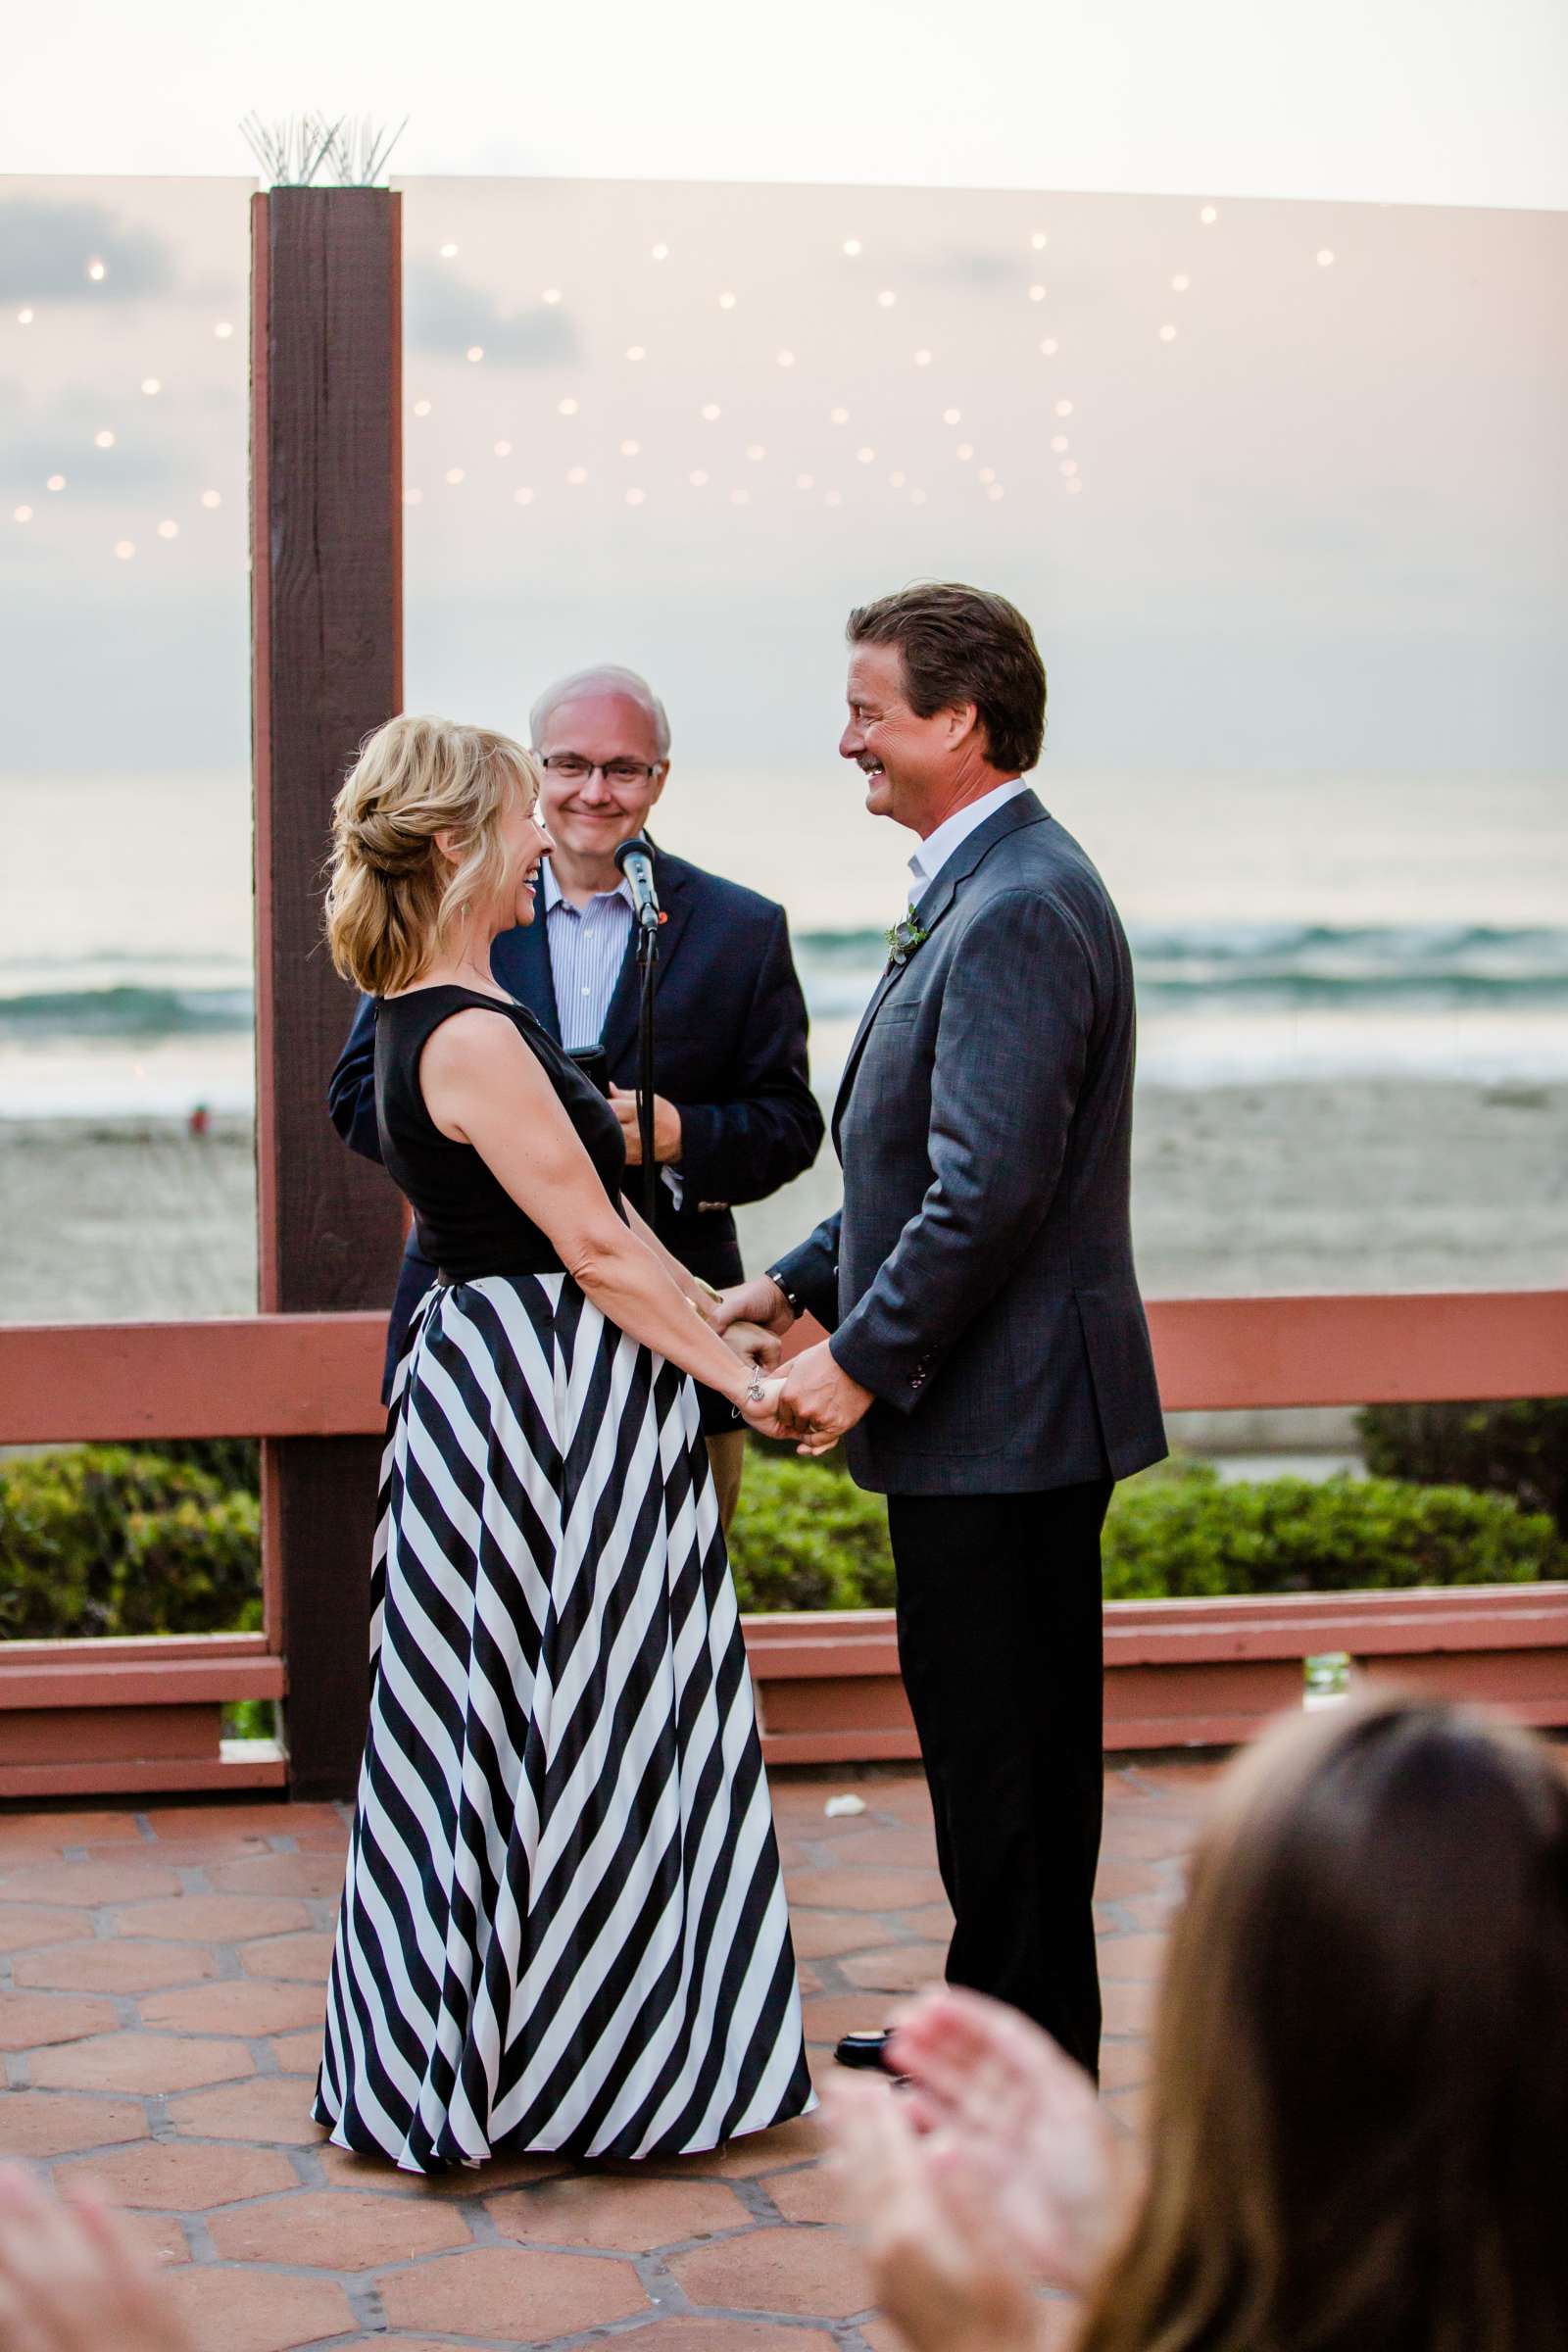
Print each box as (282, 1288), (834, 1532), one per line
(764, 1266), (802, 1316)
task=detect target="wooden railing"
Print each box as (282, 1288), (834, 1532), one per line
(1, 1291), (1564, 1795)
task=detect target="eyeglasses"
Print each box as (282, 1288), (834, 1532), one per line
(539, 756), (662, 786)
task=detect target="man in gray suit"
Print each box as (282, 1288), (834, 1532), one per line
(716, 583), (1166, 2079)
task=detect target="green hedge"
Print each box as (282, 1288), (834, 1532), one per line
(1357, 1399), (1568, 1536)
(728, 1449), (1565, 1612)
(4, 1444), (1562, 1643)
(0, 1448), (261, 1642)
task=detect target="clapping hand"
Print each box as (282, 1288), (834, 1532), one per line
(825, 2076), (1042, 2352)
(0, 2164), (193, 2352)
(887, 1987), (1123, 2295)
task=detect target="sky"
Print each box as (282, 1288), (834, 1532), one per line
(2, 172), (1564, 779)
(2, 0), (1566, 210)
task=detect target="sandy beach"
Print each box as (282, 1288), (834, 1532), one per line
(7, 1080), (1562, 1449)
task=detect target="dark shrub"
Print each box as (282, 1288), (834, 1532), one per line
(0, 1447), (261, 1641)
(1356, 1400), (1568, 1536)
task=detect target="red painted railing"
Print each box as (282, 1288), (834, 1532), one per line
(2, 1292), (1564, 1794)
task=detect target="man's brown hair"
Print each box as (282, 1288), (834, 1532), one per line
(846, 582), (1047, 774)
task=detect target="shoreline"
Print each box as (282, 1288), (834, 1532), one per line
(4, 1078), (1562, 1453)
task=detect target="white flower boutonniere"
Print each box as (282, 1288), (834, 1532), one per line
(885, 907), (930, 970)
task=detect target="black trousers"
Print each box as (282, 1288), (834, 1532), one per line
(887, 1480), (1112, 2080)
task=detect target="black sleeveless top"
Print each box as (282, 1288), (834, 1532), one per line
(374, 986), (627, 1280)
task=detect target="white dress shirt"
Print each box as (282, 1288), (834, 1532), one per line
(906, 777), (1030, 902)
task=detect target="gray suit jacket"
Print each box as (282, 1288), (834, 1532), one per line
(772, 789), (1166, 1495)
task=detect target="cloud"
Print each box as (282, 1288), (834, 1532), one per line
(404, 262), (578, 366)
(0, 196), (176, 303)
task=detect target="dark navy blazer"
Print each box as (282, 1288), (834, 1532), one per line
(329, 842), (825, 1409)
(772, 791), (1166, 1495)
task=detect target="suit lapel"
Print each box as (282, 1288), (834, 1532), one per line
(831, 789), (1050, 1138)
(491, 913), (561, 1038)
(599, 846), (695, 1068)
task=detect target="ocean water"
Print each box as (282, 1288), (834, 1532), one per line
(1, 769), (1563, 1117)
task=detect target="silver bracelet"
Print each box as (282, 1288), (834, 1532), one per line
(745, 1366), (766, 1406)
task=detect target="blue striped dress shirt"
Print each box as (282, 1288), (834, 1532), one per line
(543, 863), (635, 1051)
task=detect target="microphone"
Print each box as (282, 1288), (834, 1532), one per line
(613, 833), (662, 932)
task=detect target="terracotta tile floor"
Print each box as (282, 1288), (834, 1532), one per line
(0, 1763), (1213, 2352)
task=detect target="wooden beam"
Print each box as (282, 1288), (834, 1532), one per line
(251, 186), (405, 1798)
(0, 1291), (1561, 1447)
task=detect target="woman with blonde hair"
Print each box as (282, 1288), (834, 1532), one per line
(832, 1690), (1568, 2352)
(312, 713), (813, 2170)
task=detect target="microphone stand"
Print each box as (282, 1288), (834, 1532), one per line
(635, 909), (659, 1227)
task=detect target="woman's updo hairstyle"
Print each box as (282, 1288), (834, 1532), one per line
(325, 713), (541, 996)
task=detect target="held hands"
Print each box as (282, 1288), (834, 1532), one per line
(609, 1086), (682, 1166)
(711, 1284), (873, 1454)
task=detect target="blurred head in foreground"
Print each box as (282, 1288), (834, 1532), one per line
(324, 714), (552, 995)
(1081, 1690), (1568, 2352)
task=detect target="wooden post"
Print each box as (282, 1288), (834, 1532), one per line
(250, 187), (405, 1799)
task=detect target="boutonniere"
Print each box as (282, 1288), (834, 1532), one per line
(884, 907), (930, 969)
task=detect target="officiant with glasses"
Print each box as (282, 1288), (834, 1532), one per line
(328, 663), (824, 1525)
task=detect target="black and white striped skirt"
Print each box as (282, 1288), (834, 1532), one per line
(313, 1271), (814, 2171)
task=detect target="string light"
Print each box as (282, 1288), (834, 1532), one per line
(824, 490), (842, 507)
(1317, 248), (1336, 267)
(466, 345), (484, 362)
(730, 488), (750, 505)
(1030, 230), (1048, 250)
(910, 488), (927, 505)
(1051, 434), (1069, 453)
(625, 487), (645, 505)
(776, 349), (796, 367)
(17, 308), (33, 324)
(1028, 284), (1047, 302)
(114, 540), (134, 559)
(747, 443), (766, 461)
(1158, 323), (1177, 341)
(46, 474), (65, 491)
(1171, 273), (1191, 291)
(200, 490), (221, 510)
(842, 238), (861, 256)
(987, 484), (1004, 501)
(796, 472), (814, 489)
(1040, 338), (1058, 356)
(876, 289), (897, 308)
(542, 287), (562, 303)
(494, 439), (512, 457)
(157, 519), (178, 539)
(830, 406), (849, 424)
(140, 377), (161, 395)
(689, 469), (709, 486)
(514, 486), (534, 504)
(1060, 458), (1078, 475)
(625, 344), (646, 361)
(1066, 478), (1083, 495)
(214, 321), (233, 340)
(13, 505), (32, 522)
(717, 290), (737, 310)
(889, 470), (906, 487)
(913, 349), (932, 367)
(978, 466), (996, 483)
(1200, 204), (1218, 224)
(87, 260), (106, 281)
(566, 466), (588, 484)
(943, 407), (961, 423)
(620, 438), (641, 457)
(1054, 399), (1073, 416)
(403, 487), (422, 505)
(445, 467), (466, 484)
(558, 397), (579, 416)
(650, 242), (669, 260)
(701, 402), (721, 420)
(94, 430), (115, 448)
(439, 242), (460, 258)
(413, 399), (432, 416)
(956, 441), (974, 461)
(857, 445), (875, 463)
